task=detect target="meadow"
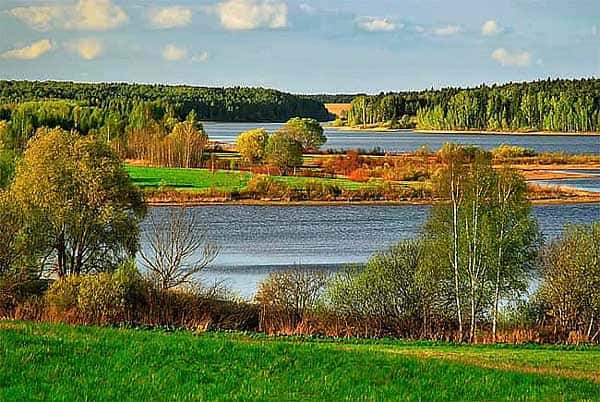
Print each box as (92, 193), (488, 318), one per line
(1, 321), (599, 401)
(126, 165), (371, 192)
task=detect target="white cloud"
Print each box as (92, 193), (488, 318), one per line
(2, 39), (53, 60)
(357, 17), (399, 32)
(162, 44), (187, 61)
(217, 0), (288, 30)
(192, 51), (210, 62)
(433, 25), (462, 36)
(482, 20), (503, 36)
(593, 25), (598, 36)
(68, 38), (104, 60)
(8, 0), (128, 31)
(149, 6), (192, 29)
(7, 7), (63, 31)
(491, 48), (532, 67)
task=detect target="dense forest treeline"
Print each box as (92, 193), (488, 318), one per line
(0, 80), (331, 123)
(342, 78), (600, 132)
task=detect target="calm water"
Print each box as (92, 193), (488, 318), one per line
(204, 122), (600, 155)
(141, 203), (600, 297)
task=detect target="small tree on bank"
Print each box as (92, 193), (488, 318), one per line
(281, 117), (326, 152)
(265, 132), (303, 175)
(237, 128), (269, 165)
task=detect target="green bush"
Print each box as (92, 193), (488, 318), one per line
(492, 144), (537, 159)
(241, 175), (290, 199)
(45, 261), (146, 323)
(45, 275), (82, 315)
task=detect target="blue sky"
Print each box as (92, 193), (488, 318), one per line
(0, 0), (598, 93)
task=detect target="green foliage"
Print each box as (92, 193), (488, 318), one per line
(11, 128), (146, 277)
(344, 79), (600, 132)
(492, 145), (537, 159)
(1, 322), (600, 401)
(327, 241), (425, 327)
(236, 128), (269, 164)
(281, 117), (327, 151)
(0, 80), (330, 129)
(46, 261), (146, 322)
(242, 175), (290, 199)
(425, 148), (540, 341)
(265, 132), (303, 173)
(0, 149), (18, 188)
(537, 223), (600, 336)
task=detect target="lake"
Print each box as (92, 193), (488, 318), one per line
(141, 203), (600, 298)
(204, 122), (600, 155)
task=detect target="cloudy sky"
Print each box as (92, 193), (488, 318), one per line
(0, 0), (598, 93)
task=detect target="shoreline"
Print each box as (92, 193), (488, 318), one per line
(145, 196), (600, 207)
(325, 125), (600, 136)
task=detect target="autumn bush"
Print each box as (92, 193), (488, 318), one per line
(347, 168), (371, 182)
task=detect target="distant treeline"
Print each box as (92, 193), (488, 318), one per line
(302, 94), (359, 104)
(340, 78), (600, 133)
(0, 80), (331, 123)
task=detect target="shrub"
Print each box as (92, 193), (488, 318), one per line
(45, 261), (146, 324)
(241, 175), (290, 199)
(256, 267), (329, 333)
(304, 180), (341, 200)
(45, 275), (82, 317)
(347, 168), (370, 182)
(492, 144), (537, 159)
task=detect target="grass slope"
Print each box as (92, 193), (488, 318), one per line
(126, 165), (370, 192)
(1, 321), (599, 401)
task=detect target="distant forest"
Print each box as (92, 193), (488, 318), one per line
(0, 80), (331, 123)
(339, 78), (600, 132)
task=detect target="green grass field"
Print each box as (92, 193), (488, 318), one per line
(1, 321), (599, 401)
(126, 165), (371, 192)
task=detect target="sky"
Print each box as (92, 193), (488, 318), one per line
(0, 0), (598, 93)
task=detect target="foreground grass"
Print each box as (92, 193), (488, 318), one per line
(126, 165), (371, 192)
(1, 321), (599, 401)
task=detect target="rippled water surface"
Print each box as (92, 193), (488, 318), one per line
(204, 122), (600, 155)
(142, 203), (600, 297)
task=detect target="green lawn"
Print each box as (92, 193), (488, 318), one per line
(1, 321), (599, 401)
(126, 165), (252, 192)
(126, 165), (373, 192)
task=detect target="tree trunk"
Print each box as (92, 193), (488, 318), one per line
(451, 171), (463, 342)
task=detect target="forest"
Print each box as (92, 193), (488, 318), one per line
(0, 80), (331, 123)
(343, 78), (600, 132)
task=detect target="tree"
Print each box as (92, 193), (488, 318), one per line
(140, 207), (219, 290)
(265, 132), (303, 175)
(0, 190), (44, 308)
(425, 144), (539, 342)
(236, 128), (269, 165)
(281, 117), (326, 152)
(11, 128), (146, 277)
(167, 111), (208, 168)
(538, 223), (600, 340)
(487, 168), (539, 341)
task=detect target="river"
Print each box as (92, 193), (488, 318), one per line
(141, 203), (600, 298)
(204, 122), (600, 155)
